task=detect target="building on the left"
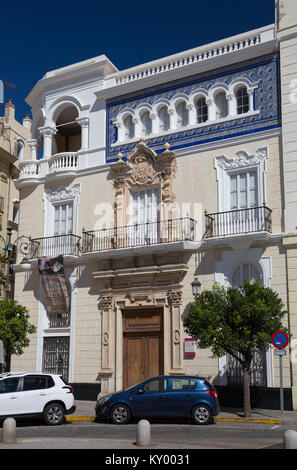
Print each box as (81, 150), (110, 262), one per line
(0, 99), (31, 371)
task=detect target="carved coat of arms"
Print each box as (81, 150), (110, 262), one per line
(131, 153), (155, 185)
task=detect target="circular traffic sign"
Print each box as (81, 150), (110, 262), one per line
(272, 331), (289, 349)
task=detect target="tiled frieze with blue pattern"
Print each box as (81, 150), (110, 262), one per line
(106, 53), (280, 162)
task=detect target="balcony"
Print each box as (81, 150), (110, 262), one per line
(204, 206), (272, 238)
(82, 217), (196, 253)
(30, 234), (81, 259)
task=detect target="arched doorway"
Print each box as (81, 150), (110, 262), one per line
(53, 105), (81, 154)
(226, 262), (267, 387)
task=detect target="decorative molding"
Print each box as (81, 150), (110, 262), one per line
(215, 147), (268, 171)
(106, 53), (280, 161)
(44, 183), (81, 203)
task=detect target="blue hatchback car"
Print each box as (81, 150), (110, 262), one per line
(95, 375), (219, 425)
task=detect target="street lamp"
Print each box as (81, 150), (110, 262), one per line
(191, 277), (201, 296)
(0, 227), (34, 299)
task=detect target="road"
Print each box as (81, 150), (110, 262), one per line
(1, 418), (295, 450)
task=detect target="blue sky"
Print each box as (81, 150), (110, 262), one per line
(1, 0), (275, 121)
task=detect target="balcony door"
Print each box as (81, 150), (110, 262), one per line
(219, 171), (259, 235)
(130, 188), (159, 246)
(46, 202), (76, 256)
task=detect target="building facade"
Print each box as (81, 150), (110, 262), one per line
(11, 0), (297, 408)
(0, 99), (31, 370)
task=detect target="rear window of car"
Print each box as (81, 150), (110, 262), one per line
(23, 375), (55, 391)
(171, 379), (197, 391)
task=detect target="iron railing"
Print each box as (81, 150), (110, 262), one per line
(30, 234), (81, 258)
(82, 217), (196, 253)
(204, 206), (272, 238)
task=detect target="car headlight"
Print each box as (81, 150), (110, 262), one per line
(98, 395), (112, 405)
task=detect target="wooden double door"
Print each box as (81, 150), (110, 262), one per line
(123, 308), (164, 389)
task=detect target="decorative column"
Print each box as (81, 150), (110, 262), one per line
(226, 92), (236, 116)
(150, 112), (158, 134)
(76, 117), (89, 150)
(248, 89), (255, 112)
(187, 103), (196, 126)
(168, 107), (176, 130)
(206, 98), (215, 121)
(169, 290), (184, 373)
(98, 294), (114, 393)
(39, 126), (56, 158)
(28, 139), (38, 160)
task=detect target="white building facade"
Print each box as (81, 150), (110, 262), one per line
(12, 0), (297, 408)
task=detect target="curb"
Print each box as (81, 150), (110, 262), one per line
(214, 417), (282, 424)
(66, 416), (282, 424)
(66, 416), (95, 422)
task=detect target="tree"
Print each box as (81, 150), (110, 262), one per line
(0, 298), (36, 372)
(184, 281), (287, 417)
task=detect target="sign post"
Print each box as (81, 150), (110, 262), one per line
(272, 331), (289, 415)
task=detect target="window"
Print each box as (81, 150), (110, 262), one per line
(158, 106), (170, 132)
(140, 110), (152, 136)
(130, 188), (159, 245)
(17, 140), (24, 160)
(13, 201), (19, 224)
(232, 263), (262, 287)
(0, 377), (20, 394)
(171, 378), (197, 391)
(54, 203), (73, 235)
(0, 196), (4, 213)
(215, 91), (228, 119)
(196, 97), (208, 123)
(143, 378), (168, 393)
(236, 87), (250, 114)
(230, 171), (258, 211)
(123, 115), (135, 139)
(23, 376), (48, 391)
(176, 101), (188, 128)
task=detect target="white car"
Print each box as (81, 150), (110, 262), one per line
(0, 372), (76, 425)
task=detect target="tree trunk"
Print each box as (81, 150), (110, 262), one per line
(243, 367), (252, 418)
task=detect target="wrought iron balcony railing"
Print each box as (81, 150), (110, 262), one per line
(82, 217), (196, 253)
(30, 233), (81, 258)
(204, 206), (272, 238)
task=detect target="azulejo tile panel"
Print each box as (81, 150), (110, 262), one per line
(106, 53), (281, 162)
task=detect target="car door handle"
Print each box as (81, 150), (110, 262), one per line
(39, 392), (47, 396)
(159, 395), (167, 399)
(185, 394), (192, 397)
(9, 395), (17, 399)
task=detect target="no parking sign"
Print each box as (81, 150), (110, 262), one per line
(272, 331), (289, 349)
(272, 330), (289, 415)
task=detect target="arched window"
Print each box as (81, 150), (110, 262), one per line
(232, 263), (262, 287)
(236, 86), (250, 114)
(195, 97), (208, 124)
(176, 101), (188, 128)
(123, 115), (135, 139)
(140, 110), (152, 136)
(215, 91), (228, 119)
(158, 106), (170, 132)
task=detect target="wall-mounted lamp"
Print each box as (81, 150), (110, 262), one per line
(191, 277), (201, 296)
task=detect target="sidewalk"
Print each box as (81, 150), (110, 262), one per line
(67, 400), (297, 425)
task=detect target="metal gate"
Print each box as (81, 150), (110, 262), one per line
(43, 336), (70, 382)
(226, 348), (267, 386)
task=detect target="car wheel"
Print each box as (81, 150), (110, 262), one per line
(192, 404), (213, 425)
(43, 402), (65, 426)
(110, 404), (131, 424)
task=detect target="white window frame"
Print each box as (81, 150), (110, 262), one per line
(215, 148), (267, 214)
(43, 183), (80, 238)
